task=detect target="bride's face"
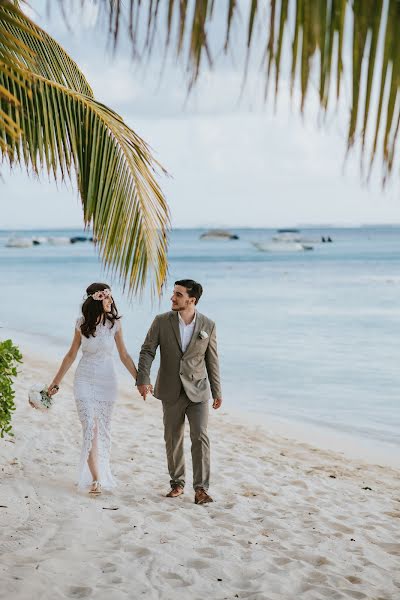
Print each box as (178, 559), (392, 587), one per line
(102, 295), (113, 313)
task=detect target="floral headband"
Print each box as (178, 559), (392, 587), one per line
(91, 289), (112, 301)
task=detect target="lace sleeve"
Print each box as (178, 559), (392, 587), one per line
(115, 318), (122, 334)
(75, 317), (83, 331)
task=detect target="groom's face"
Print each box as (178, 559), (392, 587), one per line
(171, 285), (195, 311)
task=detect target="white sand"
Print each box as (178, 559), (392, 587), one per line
(1, 352), (400, 600)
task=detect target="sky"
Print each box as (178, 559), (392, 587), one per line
(1, 1), (400, 229)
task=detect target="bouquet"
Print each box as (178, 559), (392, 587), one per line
(28, 384), (54, 410)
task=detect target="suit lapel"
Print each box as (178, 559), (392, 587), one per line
(169, 311), (182, 351)
(183, 312), (203, 355)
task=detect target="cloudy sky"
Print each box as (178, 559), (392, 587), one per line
(2, 1), (400, 229)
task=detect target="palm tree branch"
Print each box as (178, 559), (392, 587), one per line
(1, 69), (170, 295)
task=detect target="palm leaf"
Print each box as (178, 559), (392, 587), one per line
(0, 69), (169, 295)
(1, 1), (93, 95)
(68, 0), (400, 183)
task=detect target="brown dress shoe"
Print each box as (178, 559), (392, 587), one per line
(194, 488), (213, 504)
(166, 485), (184, 498)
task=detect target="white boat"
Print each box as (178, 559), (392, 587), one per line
(5, 237), (33, 248)
(47, 236), (71, 245)
(252, 241), (313, 252)
(272, 228), (320, 244)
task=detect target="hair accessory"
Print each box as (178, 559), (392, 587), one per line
(91, 289), (112, 301)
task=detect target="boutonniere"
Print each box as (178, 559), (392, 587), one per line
(199, 330), (209, 340)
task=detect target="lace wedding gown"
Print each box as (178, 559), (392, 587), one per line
(74, 317), (120, 490)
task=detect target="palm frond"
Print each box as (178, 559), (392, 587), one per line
(0, 69), (169, 295)
(0, 1), (93, 95)
(69, 0), (400, 182)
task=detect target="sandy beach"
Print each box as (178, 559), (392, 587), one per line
(1, 352), (399, 600)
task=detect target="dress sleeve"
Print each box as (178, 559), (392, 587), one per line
(115, 318), (122, 333)
(75, 317), (83, 331)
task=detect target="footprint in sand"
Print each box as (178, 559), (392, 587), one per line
(376, 542), (400, 555)
(101, 563), (117, 573)
(196, 547), (218, 558)
(148, 511), (172, 522)
(185, 559), (210, 570)
(273, 556), (292, 567)
(111, 514), (131, 524)
(68, 586), (92, 599)
(128, 546), (152, 558)
(290, 479), (308, 489)
(346, 576), (363, 584)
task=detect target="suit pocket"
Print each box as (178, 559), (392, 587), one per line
(191, 370), (206, 380)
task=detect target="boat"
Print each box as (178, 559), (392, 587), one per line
(70, 236), (93, 244)
(272, 228), (319, 244)
(32, 236), (48, 245)
(5, 237), (33, 248)
(252, 241), (313, 252)
(200, 229), (239, 240)
(47, 236), (71, 245)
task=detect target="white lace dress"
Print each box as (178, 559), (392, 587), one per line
(74, 317), (120, 490)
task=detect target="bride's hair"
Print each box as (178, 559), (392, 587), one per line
(80, 282), (121, 338)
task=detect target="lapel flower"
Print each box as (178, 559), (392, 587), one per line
(199, 330), (209, 340)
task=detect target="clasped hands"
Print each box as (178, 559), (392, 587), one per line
(137, 384), (153, 401)
(136, 383), (222, 409)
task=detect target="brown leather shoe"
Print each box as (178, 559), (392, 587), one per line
(194, 488), (213, 504)
(166, 485), (184, 498)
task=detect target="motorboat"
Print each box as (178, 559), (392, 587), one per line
(5, 237), (33, 248)
(47, 236), (71, 245)
(272, 228), (321, 244)
(200, 229), (239, 240)
(252, 241), (313, 252)
(70, 236), (93, 243)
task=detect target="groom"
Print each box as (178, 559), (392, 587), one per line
(136, 279), (222, 504)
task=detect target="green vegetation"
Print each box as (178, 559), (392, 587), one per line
(0, 339), (22, 437)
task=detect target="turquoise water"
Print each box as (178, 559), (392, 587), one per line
(1, 226), (399, 453)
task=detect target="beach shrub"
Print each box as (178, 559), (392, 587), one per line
(0, 340), (23, 438)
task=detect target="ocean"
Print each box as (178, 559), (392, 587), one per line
(1, 226), (399, 461)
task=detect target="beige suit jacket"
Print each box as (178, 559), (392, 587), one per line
(137, 311), (222, 403)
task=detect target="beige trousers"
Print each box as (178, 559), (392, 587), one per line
(162, 389), (210, 490)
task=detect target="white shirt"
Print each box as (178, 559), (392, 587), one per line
(178, 311), (196, 352)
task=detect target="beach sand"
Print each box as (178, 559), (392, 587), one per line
(1, 352), (399, 600)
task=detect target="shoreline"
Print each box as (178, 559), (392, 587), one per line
(2, 325), (399, 470)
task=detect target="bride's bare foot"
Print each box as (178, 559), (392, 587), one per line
(89, 481), (102, 495)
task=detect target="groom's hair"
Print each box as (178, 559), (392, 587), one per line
(175, 279), (203, 305)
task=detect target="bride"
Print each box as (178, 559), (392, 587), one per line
(47, 283), (138, 495)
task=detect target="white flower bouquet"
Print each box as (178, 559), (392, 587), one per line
(28, 384), (54, 410)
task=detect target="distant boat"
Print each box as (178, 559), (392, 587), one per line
(5, 237), (33, 248)
(200, 229), (239, 240)
(70, 236), (93, 244)
(272, 229), (319, 244)
(252, 241), (313, 252)
(47, 237), (71, 245)
(32, 236), (48, 245)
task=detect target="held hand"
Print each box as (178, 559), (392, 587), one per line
(48, 383), (60, 396)
(212, 398), (222, 410)
(137, 384), (152, 401)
